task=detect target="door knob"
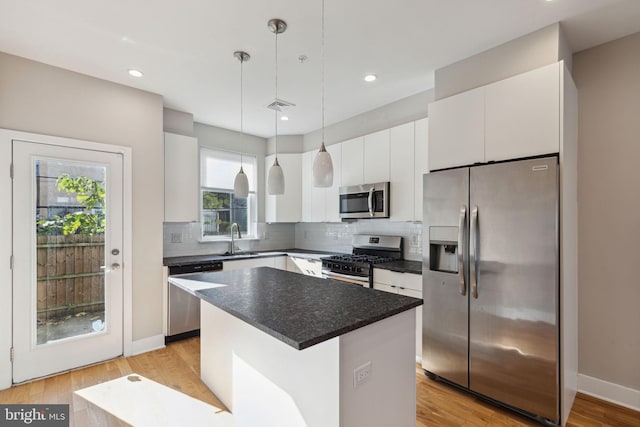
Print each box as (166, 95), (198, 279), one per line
(111, 263), (121, 270)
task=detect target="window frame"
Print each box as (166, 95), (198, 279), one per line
(199, 148), (257, 241)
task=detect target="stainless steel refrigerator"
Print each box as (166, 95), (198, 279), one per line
(422, 155), (559, 425)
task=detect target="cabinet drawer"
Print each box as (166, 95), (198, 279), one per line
(398, 287), (422, 299)
(373, 269), (422, 292)
(373, 282), (396, 294)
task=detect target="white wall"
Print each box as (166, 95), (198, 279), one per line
(0, 51), (165, 344)
(434, 23), (571, 100)
(163, 108), (194, 137)
(573, 31), (640, 398)
(194, 122), (268, 223)
(266, 135), (304, 155)
(303, 89), (433, 151)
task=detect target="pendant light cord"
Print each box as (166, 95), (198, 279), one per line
(274, 28), (279, 159)
(240, 54), (244, 168)
(321, 0), (325, 147)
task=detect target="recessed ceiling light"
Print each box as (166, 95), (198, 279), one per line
(128, 69), (143, 78)
(364, 74), (377, 82)
(280, 116), (289, 121)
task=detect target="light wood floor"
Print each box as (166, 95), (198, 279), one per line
(1, 337), (638, 426)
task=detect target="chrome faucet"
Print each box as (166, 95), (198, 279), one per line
(230, 222), (242, 255)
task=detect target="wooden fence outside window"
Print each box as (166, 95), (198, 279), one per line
(36, 234), (105, 322)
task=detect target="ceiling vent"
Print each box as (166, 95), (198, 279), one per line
(266, 98), (296, 111)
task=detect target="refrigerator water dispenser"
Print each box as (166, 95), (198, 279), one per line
(429, 226), (459, 273)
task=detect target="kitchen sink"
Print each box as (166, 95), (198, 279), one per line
(220, 251), (259, 258)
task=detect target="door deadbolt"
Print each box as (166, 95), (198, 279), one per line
(111, 249), (120, 255)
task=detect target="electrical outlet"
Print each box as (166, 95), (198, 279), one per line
(353, 362), (372, 388)
(170, 232), (183, 243)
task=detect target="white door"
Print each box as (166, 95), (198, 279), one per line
(12, 140), (124, 383)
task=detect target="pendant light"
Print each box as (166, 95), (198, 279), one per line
(233, 50), (250, 198)
(267, 18), (286, 195)
(312, 0), (334, 188)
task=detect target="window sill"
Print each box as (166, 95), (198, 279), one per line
(197, 237), (260, 243)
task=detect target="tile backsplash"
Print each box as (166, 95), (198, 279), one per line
(294, 221), (423, 261)
(164, 220), (423, 261)
(163, 222), (296, 258)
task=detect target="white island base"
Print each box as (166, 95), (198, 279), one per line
(201, 303), (417, 427)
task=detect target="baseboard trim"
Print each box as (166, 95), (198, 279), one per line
(131, 334), (165, 356)
(578, 373), (640, 412)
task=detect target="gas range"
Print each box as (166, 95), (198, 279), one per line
(321, 235), (403, 287)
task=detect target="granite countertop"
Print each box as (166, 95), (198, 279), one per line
(375, 260), (422, 275)
(187, 267), (422, 350)
(163, 249), (343, 267)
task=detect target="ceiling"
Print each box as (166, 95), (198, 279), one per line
(1, 0), (640, 138)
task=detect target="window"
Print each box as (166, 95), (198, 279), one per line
(200, 148), (257, 239)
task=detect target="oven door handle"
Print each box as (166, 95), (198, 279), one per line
(323, 270), (369, 287)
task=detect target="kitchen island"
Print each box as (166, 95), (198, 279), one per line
(169, 267), (422, 427)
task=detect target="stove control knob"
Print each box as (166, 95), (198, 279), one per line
(356, 267), (363, 273)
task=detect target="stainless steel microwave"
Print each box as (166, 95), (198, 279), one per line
(339, 182), (390, 219)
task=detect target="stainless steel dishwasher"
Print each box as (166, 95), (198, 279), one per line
(166, 260), (223, 343)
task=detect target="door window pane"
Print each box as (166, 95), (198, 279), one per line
(35, 159), (107, 345)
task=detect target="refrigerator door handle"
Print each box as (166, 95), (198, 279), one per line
(458, 206), (467, 296)
(471, 206), (479, 299)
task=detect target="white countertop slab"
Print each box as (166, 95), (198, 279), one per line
(168, 275), (227, 296)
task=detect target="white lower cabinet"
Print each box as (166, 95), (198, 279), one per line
(223, 256), (284, 271)
(273, 256), (287, 271)
(287, 256), (323, 277)
(373, 269), (423, 362)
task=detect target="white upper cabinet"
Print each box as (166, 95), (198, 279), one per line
(302, 149), (326, 222)
(389, 122), (415, 221)
(310, 169), (326, 222)
(429, 62), (562, 171)
(428, 87), (485, 171)
(485, 62), (560, 162)
(363, 129), (390, 183)
(298, 119), (426, 223)
(264, 153), (302, 223)
(340, 137), (364, 186)
(301, 145), (342, 223)
(324, 143), (342, 222)
(301, 151), (313, 222)
(414, 118), (429, 221)
(164, 132), (199, 222)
